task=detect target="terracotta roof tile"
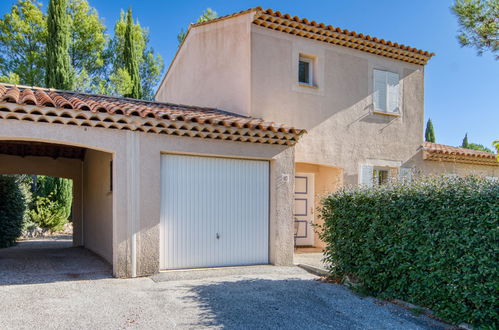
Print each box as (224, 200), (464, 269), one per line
(191, 7), (434, 65)
(0, 83), (305, 146)
(422, 142), (498, 166)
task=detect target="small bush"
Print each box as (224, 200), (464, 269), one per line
(0, 175), (26, 248)
(29, 196), (68, 232)
(319, 176), (498, 327)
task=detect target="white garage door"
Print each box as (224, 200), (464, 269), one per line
(160, 154), (269, 269)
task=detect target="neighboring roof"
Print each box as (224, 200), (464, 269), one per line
(192, 7), (435, 65)
(422, 142), (499, 166)
(0, 83), (305, 146)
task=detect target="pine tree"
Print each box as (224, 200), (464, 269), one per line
(461, 133), (469, 148)
(425, 119), (436, 143)
(123, 8), (142, 99)
(46, 0), (73, 89)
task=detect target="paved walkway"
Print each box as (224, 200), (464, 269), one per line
(294, 251), (329, 273)
(0, 239), (453, 329)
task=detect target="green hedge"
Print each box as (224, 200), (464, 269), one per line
(319, 176), (498, 327)
(0, 175), (26, 248)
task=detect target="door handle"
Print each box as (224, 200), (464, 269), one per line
(216, 233), (220, 239)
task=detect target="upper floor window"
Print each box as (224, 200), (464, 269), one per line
(373, 69), (399, 114)
(298, 55), (313, 85)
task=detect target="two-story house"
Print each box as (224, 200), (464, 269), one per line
(156, 7), (498, 248)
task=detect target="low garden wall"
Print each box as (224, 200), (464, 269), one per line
(319, 176), (498, 327)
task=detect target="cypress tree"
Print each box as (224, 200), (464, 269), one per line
(425, 119), (436, 143)
(123, 8), (142, 99)
(46, 0), (73, 90)
(462, 133), (469, 148)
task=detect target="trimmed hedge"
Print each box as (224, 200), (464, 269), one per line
(0, 175), (26, 248)
(319, 176), (498, 327)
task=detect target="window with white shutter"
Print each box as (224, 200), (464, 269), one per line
(373, 69), (400, 113)
(360, 165), (374, 187)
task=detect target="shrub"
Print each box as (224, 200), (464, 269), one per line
(0, 175), (26, 248)
(29, 196), (67, 232)
(36, 176), (72, 220)
(319, 176), (498, 327)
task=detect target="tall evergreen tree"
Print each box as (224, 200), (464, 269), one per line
(46, 0), (73, 89)
(425, 119), (436, 143)
(461, 133), (470, 148)
(123, 8), (142, 99)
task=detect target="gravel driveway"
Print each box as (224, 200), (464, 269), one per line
(0, 239), (453, 329)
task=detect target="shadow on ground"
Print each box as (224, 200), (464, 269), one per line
(183, 278), (451, 330)
(0, 238), (112, 286)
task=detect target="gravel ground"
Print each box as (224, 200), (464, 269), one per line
(0, 239), (454, 330)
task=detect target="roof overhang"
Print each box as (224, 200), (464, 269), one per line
(0, 84), (306, 146)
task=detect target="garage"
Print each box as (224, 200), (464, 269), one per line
(1, 83), (304, 277)
(160, 154), (269, 269)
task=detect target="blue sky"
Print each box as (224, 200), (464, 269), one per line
(1, 0), (497, 148)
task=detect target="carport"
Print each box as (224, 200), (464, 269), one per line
(0, 140), (113, 263)
(0, 83), (305, 278)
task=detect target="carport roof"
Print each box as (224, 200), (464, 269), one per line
(0, 83), (306, 146)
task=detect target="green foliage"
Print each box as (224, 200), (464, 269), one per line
(36, 176), (72, 220)
(0, 0), (162, 99)
(177, 8), (218, 44)
(0, 175), (26, 248)
(451, 0), (499, 59)
(122, 8), (142, 99)
(466, 142), (493, 153)
(46, 0), (73, 89)
(0, 72), (20, 84)
(29, 196), (67, 231)
(68, 0), (108, 93)
(0, 0), (47, 86)
(103, 9), (163, 100)
(494, 140), (499, 160)
(424, 119), (436, 142)
(319, 176), (499, 326)
(461, 132), (469, 148)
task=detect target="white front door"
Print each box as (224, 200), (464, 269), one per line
(294, 173), (315, 246)
(160, 154), (269, 270)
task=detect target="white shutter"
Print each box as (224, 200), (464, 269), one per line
(387, 72), (400, 113)
(373, 70), (387, 112)
(360, 165), (374, 187)
(399, 167), (413, 183)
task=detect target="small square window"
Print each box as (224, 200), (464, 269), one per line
(298, 56), (313, 85)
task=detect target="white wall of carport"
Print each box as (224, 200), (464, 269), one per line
(1, 118), (296, 277)
(82, 149), (113, 263)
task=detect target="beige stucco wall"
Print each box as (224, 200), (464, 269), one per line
(155, 13), (254, 116)
(1, 117), (296, 277)
(0, 154), (83, 246)
(82, 149), (113, 263)
(156, 20), (427, 185)
(251, 26), (425, 185)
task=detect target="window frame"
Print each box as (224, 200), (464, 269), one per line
(373, 69), (400, 115)
(298, 55), (314, 86)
